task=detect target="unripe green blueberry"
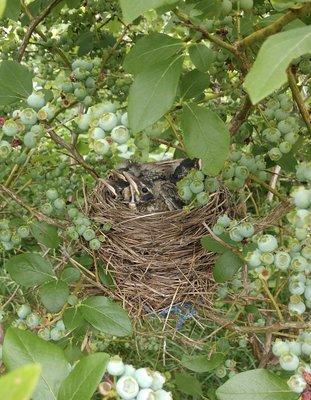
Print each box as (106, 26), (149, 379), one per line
(135, 368), (153, 389)
(17, 225), (30, 238)
(240, 154), (257, 172)
(41, 203), (53, 215)
(288, 341), (302, 356)
(266, 98), (280, 110)
(288, 295), (306, 315)
(257, 234), (278, 253)
(0, 229), (11, 242)
(272, 339), (290, 356)
(17, 304), (31, 319)
(229, 227), (243, 242)
(0, 141), (12, 159)
(274, 251), (291, 271)
(263, 108), (274, 119)
(61, 82), (74, 93)
(116, 376), (139, 399)
(237, 222), (254, 238)
(215, 365), (227, 378)
(82, 228), (96, 241)
(299, 59), (311, 74)
(235, 165), (249, 180)
(85, 76), (95, 88)
(291, 255), (307, 272)
(260, 252), (274, 265)
(55, 320), (65, 331)
(295, 228), (308, 241)
(93, 138), (110, 155)
(287, 374), (307, 394)
(76, 114), (91, 131)
(240, 0), (253, 10)
(67, 208), (79, 219)
(302, 246), (311, 260)
(89, 127), (105, 140)
(20, 108), (38, 126)
(111, 125), (130, 144)
(98, 112), (118, 131)
(46, 189), (59, 201)
(189, 179), (204, 194)
(196, 191), (210, 205)
(89, 238), (101, 250)
(73, 67), (88, 81)
(279, 141), (292, 154)
(123, 364), (136, 377)
(74, 87), (87, 100)
(38, 327), (51, 341)
(284, 132), (299, 145)
(121, 112), (128, 127)
(11, 233), (21, 245)
(66, 226), (79, 240)
(302, 342), (311, 356)
(53, 198), (66, 211)
(151, 372), (165, 391)
(263, 128), (281, 143)
(26, 312), (41, 329)
(222, 164), (235, 179)
(268, 147), (282, 161)
(289, 280), (305, 295)
(27, 92), (45, 109)
(217, 214), (231, 228)
(279, 353), (300, 371)
(204, 177), (219, 192)
(229, 151), (242, 162)
(23, 131), (36, 148)
(245, 249), (262, 269)
(2, 119), (19, 136)
(277, 120), (291, 134)
(137, 389), (156, 400)
(291, 186), (311, 209)
(212, 224), (224, 236)
(50, 327), (63, 341)
(37, 103), (56, 121)
(154, 389), (172, 400)
(274, 109), (287, 121)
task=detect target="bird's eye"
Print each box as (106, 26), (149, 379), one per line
(141, 187), (149, 194)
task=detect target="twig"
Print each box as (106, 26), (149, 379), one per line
(287, 68), (311, 134)
(229, 96), (253, 134)
(267, 165), (281, 203)
(0, 185), (64, 227)
(237, 3), (311, 48)
(18, 0), (65, 62)
(261, 278), (284, 322)
(249, 173), (287, 202)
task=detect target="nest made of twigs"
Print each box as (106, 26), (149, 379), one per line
(87, 161), (231, 315)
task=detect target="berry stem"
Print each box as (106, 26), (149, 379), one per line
(260, 278), (284, 322)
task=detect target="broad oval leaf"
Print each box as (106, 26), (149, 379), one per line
(0, 60), (33, 106)
(180, 69), (210, 100)
(31, 221), (60, 249)
(216, 369), (297, 400)
(6, 253), (55, 288)
(63, 307), (86, 331)
(181, 353), (224, 373)
(189, 44), (215, 72)
(124, 32), (183, 75)
(81, 296), (132, 337)
(181, 104), (230, 176)
(244, 25), (311, 104)
(39, 280), (69, 313)
(0, 364), (41, 400)
(119, 0), (177, 22)
(213, 251), (244, 283)
(58, 353), (109, 400)
(0, 0), (21, 20)
(174, 373), (202, 396)
(128, 55), (183, 133)
(3, 328), (70, 400)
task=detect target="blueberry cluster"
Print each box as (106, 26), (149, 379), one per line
(0, 219), (30, 251)
(213, 214), (255, 242)
(262, 94), (300, 161)
(105, 356), (171, 400)
(272, 333), (311, 394)
(177, 169), (218, 206)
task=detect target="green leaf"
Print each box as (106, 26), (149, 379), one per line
(0, 0), (21, 20)
(174, 373), (202, 396)
(3, 328), (70, 400)
(244, 26), (311, 104)
(119, 0), (177, 22)
(128, 55), (183, 133)
(81, 296), (132, 337)
(6, 253), (55, 288)
(76, 32), (94, 56)
(31, 221), (60, 249)
(124, 32), (183, 75)
(0, 364), (41, 400)
(181, 104), (230, 176)
(189, 44), (215, 72)
(201, 236), (228, 253)
(57, 353), (109, 400)
(213, 251), (244, 283)
(216, 369), (297, 400)
(0, 61), (33, 106)
(63, 307), (86, 331)
(60, 267), (81, 284)
(39, 280), (69, 313)
(181, 353), (224, 373)
(180, 69), (210, 100)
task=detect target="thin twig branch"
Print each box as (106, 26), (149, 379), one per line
(229, 96), (253, 134)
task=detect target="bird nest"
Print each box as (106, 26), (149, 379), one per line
(87, 160), (231, 315)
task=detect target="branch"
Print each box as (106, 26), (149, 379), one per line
(249, 173), (287, 202)
(229, 95), (253, 134)
(46, 127), (99, 179)
(18, 0), (64, 62)
(287, 68), (311, 134)
(174, 10), (238, 55)
(237, 3), (311, 48)
(0, 185), (64, 227)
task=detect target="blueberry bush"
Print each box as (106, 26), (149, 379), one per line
(0, 0), (310, 399)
